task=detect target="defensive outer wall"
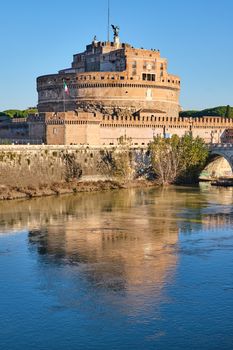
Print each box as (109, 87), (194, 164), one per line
(2, 114), (233, 146)
(29, 113), (233, 145)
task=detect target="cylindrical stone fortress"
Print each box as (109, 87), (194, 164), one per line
(37, 36), (181, 116)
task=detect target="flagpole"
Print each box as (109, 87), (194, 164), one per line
(107, 0), (110, 42)
(63, 87), (65, 114)
(63, 79), (66, 114)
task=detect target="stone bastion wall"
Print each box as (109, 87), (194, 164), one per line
(0, 145), (148, 188)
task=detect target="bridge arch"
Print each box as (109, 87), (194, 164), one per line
(200, 147), (233, 180)
(209, 150), (233, 173)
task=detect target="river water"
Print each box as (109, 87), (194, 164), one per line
(0, 185), (233, 349)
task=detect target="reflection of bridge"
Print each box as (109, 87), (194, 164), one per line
(209, 144), (233, 171)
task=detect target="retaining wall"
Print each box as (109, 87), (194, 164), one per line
(0, 145), (147, 188)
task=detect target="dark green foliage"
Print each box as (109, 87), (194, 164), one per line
(176, 134), (209, 183)
(0, 108), (38, 118)
(0, 139), (12, 145)
(180, 105), (233, 119)
(149, 134), (209, 185)
(225, 105), (231, 118)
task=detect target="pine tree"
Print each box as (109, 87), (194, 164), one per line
(225, 105), (231, 118)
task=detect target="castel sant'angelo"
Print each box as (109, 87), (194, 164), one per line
(28, 26), (233, 145)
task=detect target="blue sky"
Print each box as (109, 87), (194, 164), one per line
(0, 0), (232, 111)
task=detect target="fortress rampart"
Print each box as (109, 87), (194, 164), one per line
(29, 111), (233, 145)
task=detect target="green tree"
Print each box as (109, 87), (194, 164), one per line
(0, 108), (38, 118)
(149, 134), (208, 185)
(180, 105), (233, 119)
(225, 105), (231, 118)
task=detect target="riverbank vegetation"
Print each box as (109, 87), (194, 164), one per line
(98, 137), (134, 181)
(149, 134), (209, 185)
(0, 134), (209, 200)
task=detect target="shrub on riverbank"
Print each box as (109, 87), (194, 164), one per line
(98, 148), (133, 181)
(149, 134), (209, 185)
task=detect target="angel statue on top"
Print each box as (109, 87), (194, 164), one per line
(111, 24), (120, 38)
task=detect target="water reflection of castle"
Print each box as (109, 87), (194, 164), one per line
(27, 189), (179, 295)
(1, 186), (232, 300)
(0, 186), (232, 234)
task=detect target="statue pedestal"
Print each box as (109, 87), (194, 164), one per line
(114, 36), (120, 48)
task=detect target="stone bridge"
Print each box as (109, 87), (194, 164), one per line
(209, 143), (233, 172)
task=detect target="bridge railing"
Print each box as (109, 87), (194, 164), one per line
(209, 143), (233, 149)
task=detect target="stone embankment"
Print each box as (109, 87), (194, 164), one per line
(0, 145), (150, 200)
